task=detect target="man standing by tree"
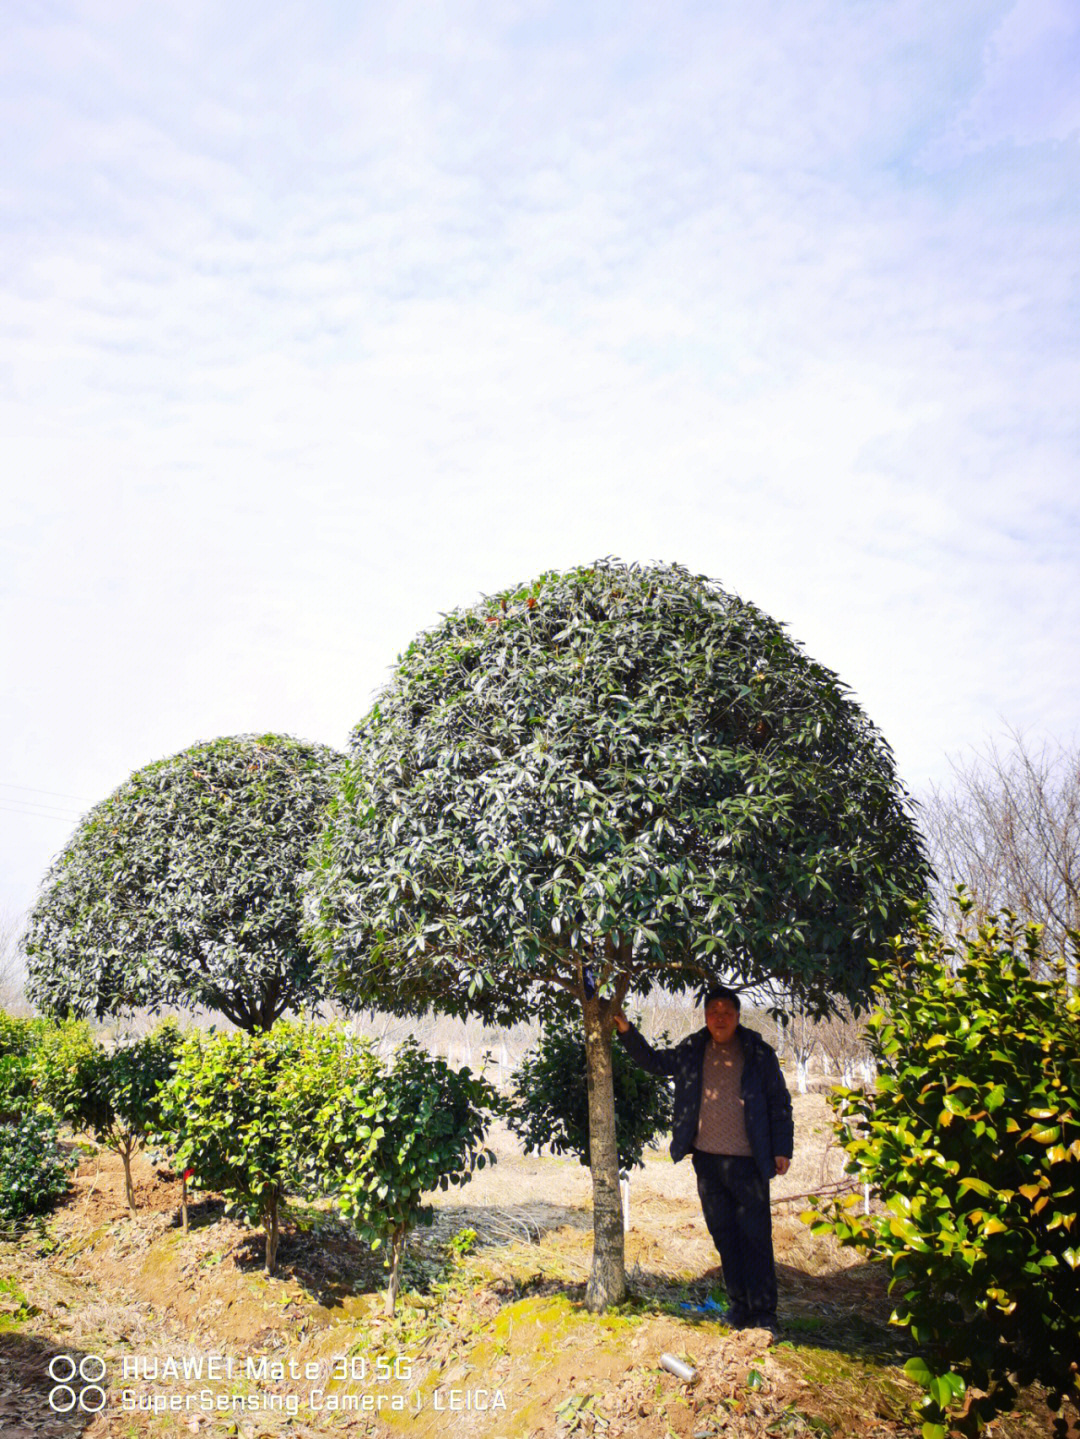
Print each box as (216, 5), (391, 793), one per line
(614, 987), (793, 1335)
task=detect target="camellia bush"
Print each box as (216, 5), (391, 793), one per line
(155, 1022), (338, 1273)
(31, 1018), (184, 1211)
(0, 1110), (76, 1226)
(0, 1012), (50, 1122)
(0, 1013), (75, 1222)
(29, 1018), (100, 1127)
(25, 733), (343, 1032)
(804, 898), (1080, 1438)
(0, 1012), (50, 1056)
(156, 1022), (499, 1299)
(311, 1038), (501, 1314)
(508, 1009), (671, 1172)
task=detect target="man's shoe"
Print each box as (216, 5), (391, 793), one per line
(722, 1305), (750, 1329)
(745, 1313), (780, 1338)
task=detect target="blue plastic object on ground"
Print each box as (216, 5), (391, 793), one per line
(677, 1296), (729, 1317)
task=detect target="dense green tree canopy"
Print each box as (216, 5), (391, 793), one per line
(308, 557), (930, 1309)
(26, 734), (343, 1030)
(508, 1009), (672, 1172)
(309, 560), (929, 1018)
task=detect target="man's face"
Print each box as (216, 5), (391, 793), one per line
(705, 997), (740, 1044)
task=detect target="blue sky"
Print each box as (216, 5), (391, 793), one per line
(2, 0), (1078, 922)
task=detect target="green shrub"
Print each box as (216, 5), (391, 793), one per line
(99, 1022), (186, 1209)
(508, 1009), (672, 1171)
(31, 1018), (184, 1210)
(0, 1111), (76, 1224)
(156, 1022), (345, 1272)
(30, 1017), (99, 1122)
(0, 1012), (50, 1058)
(312, 1038), (501, 1313)
(0, 1013), (52, 1120)
(805, 900), (1080, 1437)
(0, 1056), (33, 1119)
(155, 1023), (500, 1302)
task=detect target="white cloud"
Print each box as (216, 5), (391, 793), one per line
(922, 0), (1080, 164)
(1, 0), (1078, 915)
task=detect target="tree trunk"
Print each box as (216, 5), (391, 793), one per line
(581, 993), (626, 1311)
(385, 1225), (407, 1316)
(181, 1172), (189, 1234)
(264, 1190), (280, 1273)
(121, 1140), (136, 1212)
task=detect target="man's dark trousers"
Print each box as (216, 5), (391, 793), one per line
(691, 1151), (777, 1323)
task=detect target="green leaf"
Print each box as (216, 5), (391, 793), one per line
(929, 1373), (964, 1408)
(957, 1177), (993, 1197)
(1030, 1125), (1060, 1144)
(904, 1358), (933, 1386)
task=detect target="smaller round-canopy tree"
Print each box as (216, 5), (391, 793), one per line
(26, 734), (342, 1031)
(508, 1009), (672, 1173)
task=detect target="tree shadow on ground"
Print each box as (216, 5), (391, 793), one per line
(165, 1190), (906, 1371)
(0, 1330), (102, 1437)
(166, 1193), (228, 1231)
(214, 1198), (590, 1311)
(618, 1255), (915, 1366)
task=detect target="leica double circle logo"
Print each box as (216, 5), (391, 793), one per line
(48, 1354), (107, 1412)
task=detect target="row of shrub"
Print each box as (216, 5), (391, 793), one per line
(0, 1004), (674, 1313)
(0, 1015), (502, 1312)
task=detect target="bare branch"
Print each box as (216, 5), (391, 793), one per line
(921, 727), (1080, 965)
(0, 908), (28, 1011)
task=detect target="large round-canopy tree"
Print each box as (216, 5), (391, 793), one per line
(307, 560), (930, 1307)
(26, 734), (343, 1032)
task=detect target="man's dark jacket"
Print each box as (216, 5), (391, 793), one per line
(618, 1022), (794, 1181)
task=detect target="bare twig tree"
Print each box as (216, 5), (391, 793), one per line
(815, 1003), (873, 1088)
(920, 728), (1080, 963)
(783, 1008), (819, 1094)
(0, 908), (28, 1012)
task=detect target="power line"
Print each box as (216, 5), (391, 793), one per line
(0, 781), (95, 804)
(0, 801), (83, 823)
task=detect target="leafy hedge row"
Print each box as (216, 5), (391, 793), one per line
(158, 1023), (499, 1309)
(0, 1012), (499, 1312)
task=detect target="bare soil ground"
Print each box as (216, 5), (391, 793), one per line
(0, 1092), (1065, 1439)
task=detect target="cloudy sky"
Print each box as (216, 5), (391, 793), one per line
(2, 0), (1078, 922)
